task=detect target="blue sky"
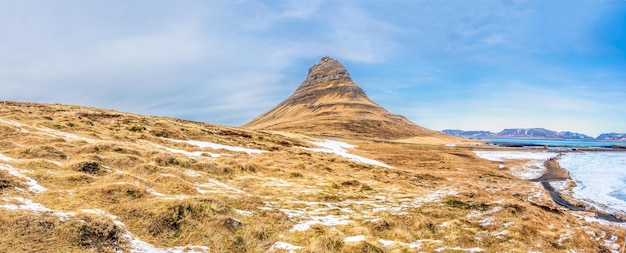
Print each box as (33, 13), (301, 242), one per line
(1, 1), (625, 137)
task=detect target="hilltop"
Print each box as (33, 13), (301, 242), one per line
(243, 57), (446, 141)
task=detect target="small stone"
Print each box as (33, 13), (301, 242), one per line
(223, 217), (242, 230)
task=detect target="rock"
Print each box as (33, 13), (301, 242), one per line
(223, 217), (242, 230)
(298, 56), (353, 90)
(78, 162), (101, 174)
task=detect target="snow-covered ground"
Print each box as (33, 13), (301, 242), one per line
(559, 152), (626, 216)
(0, 154), (46, 193)
(0, 198), (210, 252)
(473, 151), (556, 180)
(166, 138), (266, 155)
(473, 151), (556, 162)
(269, 242), (303, 252)
(0, 117), (96, 142)
(149, 142), (222, 158)
(344, 235), (366, 243)
(475, 150), (626, 217)
(303, 140), (392, 168)
(148, 138), (267, 159)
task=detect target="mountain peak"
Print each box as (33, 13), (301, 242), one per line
(297, 56), (353, 91)
(242, 57), (445, 140)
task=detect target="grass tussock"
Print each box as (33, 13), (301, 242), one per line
(0, 211), (128, 253)
(0, 171), (22, 191)
(19, 146), (68, 160)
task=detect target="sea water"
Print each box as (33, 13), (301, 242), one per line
(481, 138), (625, 147)
(559, 152), (626, 215)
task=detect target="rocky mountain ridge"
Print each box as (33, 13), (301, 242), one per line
(597, 133), (626, 141)
(442, 128), (624, 141)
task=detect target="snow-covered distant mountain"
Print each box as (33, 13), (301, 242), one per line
(442, 128), (596, 140)
(558, 131), (595, 140)
(596, 133), (626, 141)
(441, 130), (494, 138)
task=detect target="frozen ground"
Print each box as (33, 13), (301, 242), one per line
(473, 151), (556, 180)
(559, 152), (626, 216)
(303, 140), (392, 168)
(473, 151), (557, 162)
(166, 138), (266, 154)
(476, 150), (626, 218)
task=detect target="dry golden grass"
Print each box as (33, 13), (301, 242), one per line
(0, 101), (624, 252)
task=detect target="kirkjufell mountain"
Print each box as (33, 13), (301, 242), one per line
(243, 57), (444, 139)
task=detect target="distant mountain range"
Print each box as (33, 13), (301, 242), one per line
(442, 128), (626, 141)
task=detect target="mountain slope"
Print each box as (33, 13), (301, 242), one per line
(243, 57), (445, 140)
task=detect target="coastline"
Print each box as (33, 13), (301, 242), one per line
(533, 157), (626, 223)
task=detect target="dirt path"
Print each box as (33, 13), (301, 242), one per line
(533, 158), (626, 223)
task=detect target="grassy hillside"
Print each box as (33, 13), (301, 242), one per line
(0, 101), (622, 252)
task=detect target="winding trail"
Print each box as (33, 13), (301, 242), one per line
(532, 158), (626, 223)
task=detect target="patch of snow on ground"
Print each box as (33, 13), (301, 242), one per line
(467, 206), (502, 219)
(289, 214), (351, 232)
(37, 126), (96, 143)
(0, 196), (209, 252)
(185, 170), (202, 177)
(344, 235), (366, 242)
(408, 239), (443, 249)
(233, 209), (253, 216)
(378, 239), (395, 247)
(493, 230), (508, 238)
(0, 162), (46, 193)
(81, 209), (210, 253)
(166, 139), (266, 155)
(479, 217), (495, 227)
(341, 189), (456, 215)
(146, 188), (167, 197)
(129, 241), (210, 253)
(409, 241), (422, 249)
(196, 179), (249, 195)
(0, 153), (16, 162)
(473, 151), (557, 180)
(473, 151), (556, 162)
(1, 197), (74, 220)
(152, 143), (221, 158)
(269, 242), (303, 252)
(436, 246), (485, 252)
(0, 117), (24, 127)
(263, 177), (295, 187)
(558, 231), (572, 246)
(303, 140), (393, 168)
(603, 234), (621, 253)
(575, 213), (626, 229)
